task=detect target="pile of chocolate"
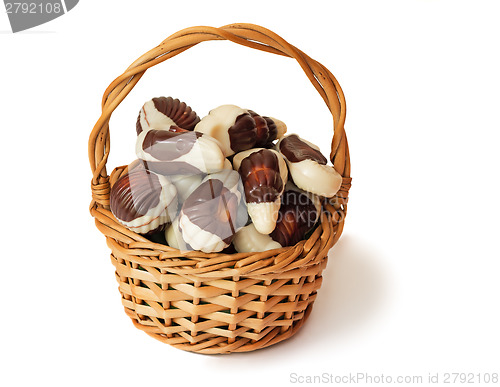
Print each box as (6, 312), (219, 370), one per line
(110, 97), (342, 253)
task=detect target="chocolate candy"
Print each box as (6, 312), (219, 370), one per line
(247, 110), (287, 148)
(233, 148), (288, 234)
(178, 169), (247, 253)
(232, 148), (288, 183)
(165, 218), (190, 251)
(136, 96), (200, 134)
(277, 134), (342, 197)
(110, 167), (178, 234)
(233, 223), (282, 253)
(168, 174), (204, 203)
(195, 105), (286, 156)
(136, 129), (226, 175)
(270, 183), (321, 247)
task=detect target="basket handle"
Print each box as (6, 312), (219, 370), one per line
(88, 23), (350, 211)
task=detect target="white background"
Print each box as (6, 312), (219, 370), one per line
(1, 1), (499, 386)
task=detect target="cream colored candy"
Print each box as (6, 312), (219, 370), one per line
(195, 105), (247, 157)
(178, 217), (228, 253)
(137, 99), (176, 133)
(202, 169), (243, 199)
(168, 174), (204, 203)
(136, 97), (200, 134)
(223, 158), (233, 170)
(233, 224), (282, 253)
(246, 200), (281, 235)
(287, 160), (342, 198)
(165, 218), (190, 251)
(136, 129), (226, 174)
(195, 105), (284, 157)
(277, 134), (342, 198)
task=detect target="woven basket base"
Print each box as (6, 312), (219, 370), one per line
(125, 303), (313, 354)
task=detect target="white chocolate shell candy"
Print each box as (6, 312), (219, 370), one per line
(201, 169), (244, 200)
(136, 129), (226, 175)
(234, 149), (288, 234)
(110, 167), (178, 235)
(168, 174), (204, 203)
(195, 105), (284, 157)
(277, 134), (342, 198)
(165, 218), (190, 251)
(195, 105), (248, 156)
(233, 224), (282, 253)
(223, 158), (233, 170)
(246, 200), (281, 235)
(136, 97), (200, 134)
(179, 170), (246, 253)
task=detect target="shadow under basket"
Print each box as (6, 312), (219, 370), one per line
(88, 23), (352, 355)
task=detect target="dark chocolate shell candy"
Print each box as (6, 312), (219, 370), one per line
(270, 189), (320, 247)
(247, 110), (278, 148)
(227, 112), (258, 153)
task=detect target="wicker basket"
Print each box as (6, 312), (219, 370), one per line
(88, 23), (351, 354)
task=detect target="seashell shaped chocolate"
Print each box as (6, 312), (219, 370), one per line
(165, 218), (191, 251)
(277, 134), (342, 197)
(270, 184), (321, 247)
(110, 167), (178, 235)
(233, 223), (282, 253)
(178, 169), (247, 253)
(195, 105), (286, 156)
(136, 96), (201, 134)
(168, 174), (204, 204)
(136, 129), (226, 175)
(233, 148), (288, 234)
(247, 110), (286, 148)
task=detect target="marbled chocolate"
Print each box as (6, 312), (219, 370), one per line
(136, 96), (200, 135)
(136, 129), (226, 175)
(279, 134), (327, 164)
(110, 168), (178, 234)
(141, 130), (202, 161)
(238, 149), (283, 204)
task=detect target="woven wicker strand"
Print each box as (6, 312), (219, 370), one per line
(88, 24), (351, 354)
